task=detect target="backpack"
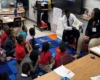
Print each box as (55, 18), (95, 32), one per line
(0, 48), (6, 63)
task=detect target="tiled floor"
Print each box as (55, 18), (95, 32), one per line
(24, 20), (54, 38)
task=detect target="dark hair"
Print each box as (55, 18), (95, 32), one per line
(41, 42), (50, 54)
(16, 35), (24, 44)
(29, 50), (38, 65)
(22, 25), (25, 31)
(93, 8), (100, 20)
(22, 62), (31, 74)
(65, 9), (70, 14)
(59, 42), (66, 52)
(6, 29), (13, 36)
(0, 72), (10, 80)
(29, 28), (35, 36)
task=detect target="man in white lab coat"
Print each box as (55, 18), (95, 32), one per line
(62, 9), (80, 44)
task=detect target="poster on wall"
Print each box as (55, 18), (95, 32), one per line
(53, 7), (62, 25)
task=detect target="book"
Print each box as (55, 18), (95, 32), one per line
(54, 65), (75, 79)
(91, 75), (100, 80)
(72, 19), (83, 30)
(90, 46), (100, 55)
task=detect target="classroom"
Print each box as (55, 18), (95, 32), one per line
(0, 0), (100, 80)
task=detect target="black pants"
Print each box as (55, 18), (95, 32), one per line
(47, 22), (51, 30)
(62, 29), (80, 44)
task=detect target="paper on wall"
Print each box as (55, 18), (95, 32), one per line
(56, 18), (64, 39)
(53, 7), (62, 25)
(72, 19), (83, 30)
(54, 65), (75, 79)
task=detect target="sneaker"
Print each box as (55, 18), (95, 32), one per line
(74, 53), (80, 59)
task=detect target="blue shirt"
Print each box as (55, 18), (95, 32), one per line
(20, 31), (27, 39)
(4, 37), (15, 56)
(16, 74), (32, 80)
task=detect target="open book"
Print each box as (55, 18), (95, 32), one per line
(54, 65), (75, 79)
(72, 19), (83, 30)
(90, 46), (100, 55)
(91, 75), (100, 80)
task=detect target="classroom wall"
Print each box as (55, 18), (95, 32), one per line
(28, 0), (100, 32)
(84, 0), (100, 14)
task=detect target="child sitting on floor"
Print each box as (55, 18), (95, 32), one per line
(16, 62), (33, 80)
(4, 29), (16, 57)
(39, 42), (55, 72)
(1, 25), (9, 48)
(26, 27), (39, 50)
(20, 25), (28, 39)
(15, 35), (26, 64)
(55, 42), (67, 67)
(19, 50), (39, 79)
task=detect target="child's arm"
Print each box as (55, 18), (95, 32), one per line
(29, 39), (32, 45)
(49, 53), (55, 65)
(25, 42), (33, 54)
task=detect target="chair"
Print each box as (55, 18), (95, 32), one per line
(13, 17), (21, 27)
(60, 54), (73, 65)
(13, 17), (22, 36)
(0, 19), (3, 30)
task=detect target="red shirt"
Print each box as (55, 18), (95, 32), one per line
(55, 52), (66, 67)
(1, 32), (8, 46)
(40, 51), (52, 65)
(15, 44), (26, 61)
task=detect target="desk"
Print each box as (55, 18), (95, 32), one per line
(35, 54), (100, 80)
(2, 16), (26, 25)
(0, 9), (25, 15)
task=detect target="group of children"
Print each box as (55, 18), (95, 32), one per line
(0, 25), (73, 80)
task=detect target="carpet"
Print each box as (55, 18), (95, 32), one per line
(0, 34), (86, 80)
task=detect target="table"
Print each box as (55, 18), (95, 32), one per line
(35, 54), (100, 80)
(0, 9), (25, 15)
(2, 16), (26, 24)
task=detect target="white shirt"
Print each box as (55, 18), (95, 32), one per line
(62, 13), (78, 30)
(21, 73), (28, 77)
(26, 34), (33, 42)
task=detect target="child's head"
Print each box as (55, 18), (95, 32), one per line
(22, 25), (28, 33)
(22, 62), (31, 75)
(30, 50), (38, 65)
(16, 35), (26, 45)
(42, 42), (50, 53)
(3, 25), (9, 32)
(29, 28), (35, 36)
(6, 29), (15, 38)
(59, 42), (66, 52)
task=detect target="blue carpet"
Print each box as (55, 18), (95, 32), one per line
(0, 36), (86, 80)
(0, 59), (17, 80)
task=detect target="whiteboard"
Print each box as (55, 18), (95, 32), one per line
(84, 0), (100, 14)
